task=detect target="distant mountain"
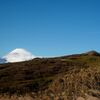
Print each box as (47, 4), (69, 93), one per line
(84, 50), (100, 56)
(3, 48), (36, 63)
(0, 58), (6, 64)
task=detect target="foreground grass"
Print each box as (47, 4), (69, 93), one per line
(0, 52), (100, 99)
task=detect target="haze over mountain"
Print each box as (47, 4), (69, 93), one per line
(0, 48), (36, 63)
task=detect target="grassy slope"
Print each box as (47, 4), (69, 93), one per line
(0, 52), (100, 99)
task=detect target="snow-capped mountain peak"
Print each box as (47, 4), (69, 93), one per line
(3, 48), (36, 63)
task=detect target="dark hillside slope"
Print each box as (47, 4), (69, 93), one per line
(0, 51), (100, 99)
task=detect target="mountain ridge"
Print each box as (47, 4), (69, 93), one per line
(0, 49), (100, 63)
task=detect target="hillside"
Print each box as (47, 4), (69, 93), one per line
(0, 51), (100, 100)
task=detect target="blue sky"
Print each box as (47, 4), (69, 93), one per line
(0, 0), (100, 57)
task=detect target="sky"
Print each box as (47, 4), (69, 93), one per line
(0, 0), (100, 57)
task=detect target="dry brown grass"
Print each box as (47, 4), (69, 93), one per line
(0, 52), (100, 100)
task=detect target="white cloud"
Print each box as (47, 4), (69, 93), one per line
(3, 48), (36, 62)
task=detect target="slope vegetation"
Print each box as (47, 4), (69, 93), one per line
(0, 51), (100, 100)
